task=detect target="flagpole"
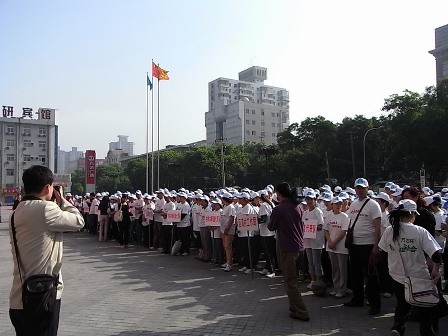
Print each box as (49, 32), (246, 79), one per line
(151, 60), (155, 193)
(145, 72), (149, 194)
(157, 63), (160, 189)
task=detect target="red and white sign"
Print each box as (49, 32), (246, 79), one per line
(204, 211), (221, 227)
(167, 210), (181, 222)
(236, 214), (258, 231)
(303, 218), (317, 239)
(3, 187), (20, 194)
(144, 209), (154, 220)
(85, 150), (96, 185)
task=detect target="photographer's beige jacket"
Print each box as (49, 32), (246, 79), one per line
(9, 198), (84, 309)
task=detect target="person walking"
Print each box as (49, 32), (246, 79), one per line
(268, 182), (310, 321)
(9, 165), (85, 336)
(379, 199), (441, 336)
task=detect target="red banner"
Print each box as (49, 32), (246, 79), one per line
(85, 150), (96, 185)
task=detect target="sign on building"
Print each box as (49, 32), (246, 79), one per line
(85, 150), (96, 193)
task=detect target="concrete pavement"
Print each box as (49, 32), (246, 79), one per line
(0, 206), (447, 336)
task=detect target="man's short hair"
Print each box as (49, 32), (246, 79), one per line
(22, 165), (54, 194)
(276, 182), (291, 198)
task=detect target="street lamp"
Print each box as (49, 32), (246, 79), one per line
(363, 126), (384, 178)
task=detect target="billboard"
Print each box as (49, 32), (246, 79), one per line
(85, 150), (96, 193)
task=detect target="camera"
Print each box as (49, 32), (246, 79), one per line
(292, 187), (305, 204)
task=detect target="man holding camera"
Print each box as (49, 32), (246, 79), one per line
(9, 165), (85, 336)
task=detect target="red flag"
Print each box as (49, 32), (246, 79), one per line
(152, 62), (159, 78)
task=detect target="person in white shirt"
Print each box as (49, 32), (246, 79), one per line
(379, 199), (441, 336)
(374, 192), (393, 298)
(258, 190), (276, 277)
(324, 196), (350, 297)
(210, 200), (224, 265)
(191, 195), (204, 260)
(220, 192), (236, 272)
(237, 192), (257, 274)
(199, 195), (213, 262)
(160, 192), (176, 254)
(88, 193), (101, 235)
(177, 193), (191, 255)
(129, 190), (144, 245)
(153, 190), (166, 250)
(142, 195), (155, 248)
(344, 178), (382, 316)
(303, 189), (325, 289)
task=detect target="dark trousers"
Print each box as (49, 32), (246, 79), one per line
(349, 244), (381, 309)
(118, 221), (130, 246)
(378, 251), (393, 294)
(130, 218), (143, 244)
(391, 279), (435, 336)
(10, 299), (61, 336)
(261, 236), (277, 273)
(178, 226), (191, 254)
(213, 237), (224, 264)
(88, 214), (98, 235)
(153, 221), (162, 249)
(142, 223), (150, 247)
(161, 225), (172, 253)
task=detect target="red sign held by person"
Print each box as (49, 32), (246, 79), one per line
(236, 214), (258, 232)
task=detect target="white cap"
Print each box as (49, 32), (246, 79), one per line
(391, 188), (403, 197)
(304, 189), (316, 199)
(354, 178), (369, 188)
(397, 199), (420, 215)
(249, 191), (260, 199)
(334, 186), (342, 193)
(322, 192), (333, 202)
(331, 196), (344, 204)
(95, 193), (102, 197)
(237, 192), (250, 199)
(374, 192), (391, 203)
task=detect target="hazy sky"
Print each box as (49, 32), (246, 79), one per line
(1, 0), (447, 158)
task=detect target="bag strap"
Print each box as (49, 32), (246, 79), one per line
(349, 198), (370, 231)
(10, 213), (24, 284)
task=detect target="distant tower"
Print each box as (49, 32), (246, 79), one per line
(109, 135), (134, 156)
(429, 23), (448, 84)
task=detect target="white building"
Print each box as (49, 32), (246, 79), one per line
(109, 135), (134, 156)
(1, 106), (57, 201)
(205, 66), (290, 145)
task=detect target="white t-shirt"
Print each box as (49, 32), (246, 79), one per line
(89, 198), (100, 215)
(154, 197), (166, 222)
(220, 203), (236, 234)
(379, 222), (441, 284)
(347, 198), (382, 245)
(380, 210), (390, 236)
(210, 209), (222, 238)
(162, 201), (176, 225)
(177, 202), (191, 228)
(434, 209), (446, 252)
(237, 203), (256, 237)
(131, 198), (144, 219)
(191, 203), (202, 231)
(143, 202), (155, 222)
(324, 211), (350, 254)
(258, 202), (274, 237)
(303, 207), (324, 249)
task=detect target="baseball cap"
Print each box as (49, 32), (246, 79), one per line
(249, 191), (260, 199)
(95, 193), (102, 197)
(322, 192), (333, 202)
(331, 196), (344, 204)
(334, 186), (342, 193)
(397, 199), (419, 215)
(374, 192), (391, 203)
(338, 192), (349, 199)
(237, 192), (250, 199)
(391, 187), (403, 197)
(354, 178), (369, 188)
(304, 189), (316, 199)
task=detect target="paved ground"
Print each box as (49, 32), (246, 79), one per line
(0, 206), (447, 336)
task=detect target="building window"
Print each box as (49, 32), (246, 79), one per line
(245, 109), (249, 114)
(272, 123), (276, 127)
(6, 139), (14, 147)
(271, 112), (275, 117)
(6, 169), (14, 176)
(251, 131), (256, 136)
(252, 120), (256, 125)
(246, 130), (250, 135)
(39, 155), (46, 163)
(246, 119), (250, 124)
(38, 128), (46, 136)
(6, 154), (15, 162)
(6, 125), (15, 134)
(23, 127), (31, 136)
(277, 123), (280, 128)
(261, 109), (264, 116)
(39, 141), (46, 148)
(251, 109), (255, 114)
(261, 131), (265, 137)
(272, 133), (276, 137)
(261, 121), (265, 126)
(23, 155), (31, 161)
(24, 140), (32, 147)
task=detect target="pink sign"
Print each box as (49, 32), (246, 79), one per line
(204, 211), (221, 227)
(303, 219), (317, 239)
(167, 210), (181, 222)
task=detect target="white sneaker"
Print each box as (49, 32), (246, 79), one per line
(335, 291), (346, 298)
(383, 292), (392, 298)
(258, 269), (268, 275)
(244, 268), (252, 274)
(266, 272), (275, 278)
(346, 288), (353, 294)
(329, 290), (337, 296)
(239, 266), (248, 272)
(307, 281), (315, 290)
(221, 263), (228, 268)
(224, 265), (232, 272)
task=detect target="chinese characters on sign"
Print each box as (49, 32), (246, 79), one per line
(144, 209), (154, 220)
(303, 218), (317, 239)
(236, 214), (258, 232)
(2, 105), (55, 120)
(204, 211), (221, 227)
(166, 210), (181, 222)
(85, 150), (96, 185)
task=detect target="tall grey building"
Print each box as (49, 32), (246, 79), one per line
(1, 107), (57, 201)
(109, 135), (134, 156)
(205, 66), (290, 145)
(429, 23), (448, 83)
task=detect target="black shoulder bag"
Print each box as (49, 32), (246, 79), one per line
(11, 211), (59, 314)
(345, 198), (370, 249)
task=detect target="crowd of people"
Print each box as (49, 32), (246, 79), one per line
(61, 179), (448, 334)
